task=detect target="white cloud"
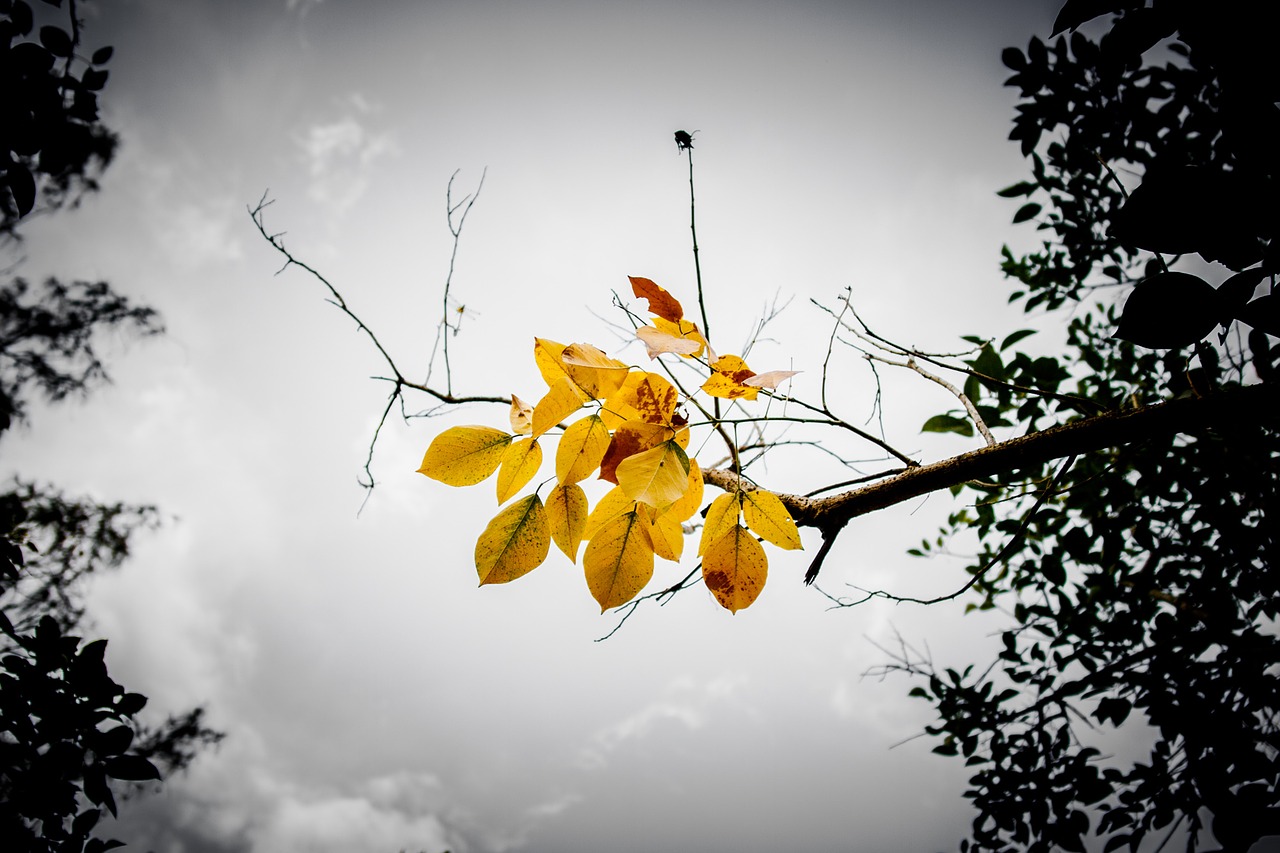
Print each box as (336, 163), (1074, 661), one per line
(296, 108), (397, 215)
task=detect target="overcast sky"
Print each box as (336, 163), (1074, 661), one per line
(6, 1), (1075, 851)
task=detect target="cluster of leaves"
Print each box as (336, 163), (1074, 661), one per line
(1, 0), (117, 233)
(997, 0), (1277, 361)
(898, 2), (1280, 850)
(419, 277), (801, 613)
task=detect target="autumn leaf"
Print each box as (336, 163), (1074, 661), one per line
(561, 343), (630, 400)
(418, 425), (513, 486)
(584, 510), (655, 611)
(698, 492), (740, 556)
(474, 494), (550, 585)
(509, 395), (534, 435)
(653, 317), (709, 359)
(743, 370), (800, 390)
(637, 326), (702, 359)
(629, 275), (684, 322)
(533, 338), (581, 390)
(598, 420), (672, 483)
(702, 525), (768, 613)
(584, 486), (635, 540)
(741, 489), (802, 550)
(664, 457), (704, 523)
(532, 377), (585, 439)
(496, 437), (543, 504)
(644, 512), (684, 561)
(701, 355), (759, 401)
(615, 440), (691, 510)
(546, 481), (588, 561)
(599, 371), (645, 429)
(556, 414), (611, 484)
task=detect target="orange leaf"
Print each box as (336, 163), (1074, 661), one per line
(629, 276), (684, 323)
(702, 524), (768, 613)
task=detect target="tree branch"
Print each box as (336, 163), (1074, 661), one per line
(703, 381), (1279, 580)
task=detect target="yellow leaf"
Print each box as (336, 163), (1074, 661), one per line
(630, 372), (680, 425)
(742, 489), (803, 550)
(495, 437), (542, 504)
(474, 494), (550, 585)
(509, 395), (534, 435)
(629, 275), (684, 323)
(636, 326), (702, 359)
(702, 524), (768, 613)
(555, 415), (610, 484)
(533, 338), (577, 388)
(532, 377), (585, 439)
(653, 317), (708, 360)
(645, 512), (684, 561)
(701, 355), (759, 401)
(584, 510), (655, 611)
(561, 343), (630, 400)
(698, 492), (740, 556)
(664, 457), (704, 523)
(598, 420), (671, 483)
(546, 482), (588, 562)
(615, 440), (691, 510)
(418, 425), (513, 487)
(584, 486), (634, 540)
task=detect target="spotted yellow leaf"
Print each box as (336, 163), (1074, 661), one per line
(702, 524), (768, 613)
(495, 437), (542, 504)
(698, 492), (740, 556)
(584, 510), (655, 611)
(556, 415), (610, 484)
(418, 425), (513, 487)
(561, 343), (630, 400)
(546, 481), (588, 562)
(474, 494), (550, 585)
(701, 355), (759, 401)
(742, 489), (802, 550)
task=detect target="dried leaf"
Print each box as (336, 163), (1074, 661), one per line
(637, 326), (702, 358)
(598, 420), (672, 483)
(742, 370), (800, 390)
(509, 395), (534, 435)
(702, 355), (759, 400)
(629, 276), (684, 322)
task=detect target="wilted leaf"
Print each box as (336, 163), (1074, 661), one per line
(616, 440), (691, 509)
(1114, 272), (1219, 349)
(556, 414), (611, 484)
(509, 395), (534, 435)
(698, 492), (740, 556)
(742, 490), (802, 550)
(475, 494), (550, 584)
(702, 355), (759, 400)
(547, 482), (588, 562)
(418, 426), (513, 486)
(561, 343), (630, 399)
(584, 510), (655, 611)
(629, 275), (684, 322)
(743, 370), (800, 390)
(653, 317), (709, 359)
(637, 326), (702, 358)
(598, 420), (672, 483)
(496, 437), (543, 504)
(702, 525), (768, 613)
(532, 377), (586, 438)
(921, 414), (975, 437)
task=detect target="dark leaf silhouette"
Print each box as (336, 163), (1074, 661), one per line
(1114, 271), (1218, 349)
